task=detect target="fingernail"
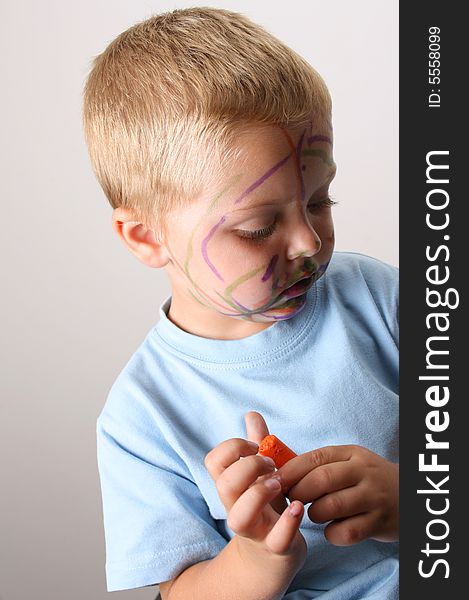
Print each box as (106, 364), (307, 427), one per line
(289, 501), (303, 517)
(264, 478), (281, 491)
(260, 456), (276, 468)
(247, 441), (259, 451)
(270, 472), (283, 484)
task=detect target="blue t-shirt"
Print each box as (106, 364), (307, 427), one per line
(97, 252), (399, 598)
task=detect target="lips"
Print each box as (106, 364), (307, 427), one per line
(268, 273), (316, 308)
(281, 275), (315, 298)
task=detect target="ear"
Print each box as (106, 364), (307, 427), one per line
(112, 207), (170, 268)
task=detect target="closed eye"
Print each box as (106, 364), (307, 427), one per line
(235, 196), (336, 242)
(307, 196), (337, 212)
(236, 219), (277, 241)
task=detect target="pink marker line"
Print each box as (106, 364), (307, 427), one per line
(201, 215), (226, 281)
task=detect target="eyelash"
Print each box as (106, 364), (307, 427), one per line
(237, 196), (337, 242)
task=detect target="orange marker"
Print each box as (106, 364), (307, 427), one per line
(258, 435), (297, 468)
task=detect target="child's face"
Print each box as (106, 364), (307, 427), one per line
(162, 122), (336, 338)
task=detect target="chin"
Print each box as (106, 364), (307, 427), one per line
(250, 294), (309, 322)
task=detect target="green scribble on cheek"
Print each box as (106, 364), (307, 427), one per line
(221, 265), (267, 310)
(215, 263), (280, 315)
(225, 267), (266, 294)
(301, 148), (334, 166)
(188, 288), (209, 307)
(206, 174), (243, 215)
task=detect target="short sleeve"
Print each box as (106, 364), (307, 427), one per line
(96, 389), (226, 591)
(352, 253), (399, 349)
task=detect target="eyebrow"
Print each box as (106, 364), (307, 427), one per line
(228, 163), (337, 214)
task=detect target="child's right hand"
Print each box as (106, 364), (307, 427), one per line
(204, 437), (307, 563)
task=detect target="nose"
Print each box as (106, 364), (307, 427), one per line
(286, 210), (322, 261)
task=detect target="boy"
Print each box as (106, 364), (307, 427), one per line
(84, 7), (399, 599)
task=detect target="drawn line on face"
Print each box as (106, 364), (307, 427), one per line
(187, 288), (250, 317)
(307, 134), (332, 145)
(233, 152), (292, 205)
(184, 175), (242, 277)
(296, 129), (306, 203)
(213, 129), (333, 319)
(188, 288), (211, 308)
(178, 166), (290, 316)
(201, 216), (226, 281)
(202, 127), (329, 317)
(215, 290), (276, 316)
(278, 126), (306, 208)
(301, 148), (335, 167)
(181, 128), (333, 321)
(222, 264), (267, 304)
(167, 242), (242, 314)
(206, 173), (243, 215)
(218, 254), (316, 316)
(199, 151), (293, 284)
(214, 263), (285, 316)
(261, 254), (279, 282)
(181, 176), (242, 307)
(251, 294), (311, 321)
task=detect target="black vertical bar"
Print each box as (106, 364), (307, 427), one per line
(400, 2), (466, 597)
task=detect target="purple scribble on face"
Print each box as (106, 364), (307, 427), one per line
(307, 134), (332, 145)
(233, 152), (292, 205)
(317, 261), (330, 275)
(261, 254), (279, 282)
(199, 151), (292, 287)
(201, 215), (226, 281)
(229, 296), (252, 312)
(296, 130), (306, 203)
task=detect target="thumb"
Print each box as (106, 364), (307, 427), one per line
(245, 411), (269, 445)
(245, 411), (289, 516)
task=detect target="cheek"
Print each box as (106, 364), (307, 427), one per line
(313, 215), (335, 247)
(193, 229), (274, 286)
(221, 249), (280, 297)
(222, 264), (281, 310)
(322, 225), (335, 246)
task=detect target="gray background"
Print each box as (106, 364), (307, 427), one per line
(0, 1), (398, 598)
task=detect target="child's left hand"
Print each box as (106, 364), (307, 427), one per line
(276, 445), (399, 546)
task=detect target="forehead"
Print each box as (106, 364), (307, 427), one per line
(234, 122), (333, 164)
(201, 122), (335, 206)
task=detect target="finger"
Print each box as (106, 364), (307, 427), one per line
(265, 501), (304, 555)
(288, 460), (361, 503)
(205, 438), (259, 481)
(255, 472), (289, 514)
(244, 414), (288, 514)
(278, 445), (354, 495)
(324, 513), (375, 546)
(227, 477), (282, 539)
(245, 411), (270, 445)
(308, 485), (371, 523)
(217, 455), (277, 509)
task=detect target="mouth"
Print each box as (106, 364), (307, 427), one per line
(283, 273), (316, 295)
(269, 273), (316, 307)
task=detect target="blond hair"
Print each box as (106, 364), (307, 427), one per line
(82, 6), (332, 233)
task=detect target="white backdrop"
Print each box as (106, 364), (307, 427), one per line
(0, 1), (397, 598)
